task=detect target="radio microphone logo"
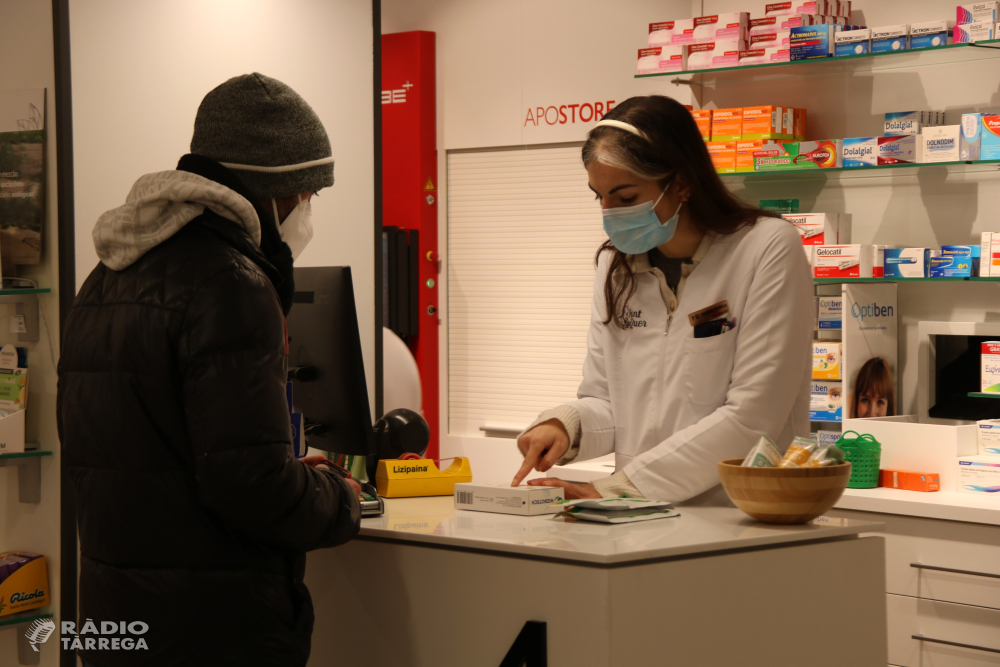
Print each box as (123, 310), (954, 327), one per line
(24, 618), (56, 651)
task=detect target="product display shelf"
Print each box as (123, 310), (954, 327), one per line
(836, 487), (1000, 525)
(0, 446), (49, 504)
(968, 392), (1000, 399)
(636, 39), (1000, 85)
(815, 277), (1000, 284)
(0, 610), (52, 630)
(720, 159), (1000, 183)
(0, 609), (55, 665)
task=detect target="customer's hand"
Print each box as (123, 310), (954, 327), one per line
(527, 477), (601, 499)
(511, 419), (570, 486)
(300, 455), (364, 496)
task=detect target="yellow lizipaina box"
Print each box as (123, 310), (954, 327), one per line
(0, 552), (49, 616)
(376, 458), (473, 498)
(813, 342), (841, 380)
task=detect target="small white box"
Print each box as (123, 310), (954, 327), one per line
(817, 295), (842, 329)
(454, 483), (565, 515)
(669, 18), (697, 45)
(834, 28), (871, 56)
(0, 410), (25, 454)
(784, 213), (838, 246)
(957, 455), (1000, 494)
(954, 20), (995, 42)
(920, 125), (961, 162)
(981, 231), (1000, 276)
(871, 24), (910, 52)
(813, 245), (875, 279)
(765, 1), (829, 17)
(817, 431), (841, 448)
(910, 20), (953, 48)
(692, 12), (749, 43)
(981, 341), (1000, 393)
(686, 39), (746, 69)
(976, 419), (1000, 455)
(649, 21), (680, 47)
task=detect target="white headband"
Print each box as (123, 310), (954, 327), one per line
(592, 119), (649, 141)
(219, 156), (335, 173)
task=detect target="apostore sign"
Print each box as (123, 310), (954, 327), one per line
(524, 100), (617, 127)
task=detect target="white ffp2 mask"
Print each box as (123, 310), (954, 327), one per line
(273, 195), (313, 261)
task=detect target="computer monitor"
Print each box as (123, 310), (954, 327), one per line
(285, 266), (375, 457)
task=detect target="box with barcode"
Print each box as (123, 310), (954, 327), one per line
(454, 483), (565, 516)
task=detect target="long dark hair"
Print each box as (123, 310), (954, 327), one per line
(851, 357), (896, 418)
(583, 95), (778, 328)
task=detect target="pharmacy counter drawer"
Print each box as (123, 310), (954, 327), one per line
(888, 594), (1000, 667)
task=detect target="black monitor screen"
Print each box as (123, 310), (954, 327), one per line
(285, 266), (374, 456)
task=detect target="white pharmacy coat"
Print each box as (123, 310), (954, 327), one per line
(564, 216), (814, 501)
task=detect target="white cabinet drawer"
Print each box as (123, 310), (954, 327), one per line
(888, 594), (1000, 667)
(831, 510), (1000, 609)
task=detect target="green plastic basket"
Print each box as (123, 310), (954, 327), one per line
(835, 431), (881, 489)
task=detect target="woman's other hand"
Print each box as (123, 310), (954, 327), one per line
(511, 419), (570, 486)
(526, 477), (601, 499)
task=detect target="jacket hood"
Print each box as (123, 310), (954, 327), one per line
(93, 169), (262, 271)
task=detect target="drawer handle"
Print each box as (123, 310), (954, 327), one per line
(911, 562), (1000, 580)
(913, 635), (1000, 655)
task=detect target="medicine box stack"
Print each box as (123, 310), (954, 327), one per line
(930, 245), (980, 277)
(790, 24), (845, 59)
(636, 47), (687, 74)
(687, 40), (747, 70)
(870, 25), (910, 52)
(954, 3), (997, 42)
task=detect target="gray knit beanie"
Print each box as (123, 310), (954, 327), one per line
(190, 73), (334, 199)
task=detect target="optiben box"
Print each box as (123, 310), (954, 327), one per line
(871, 25), (909, 52)
(957, 455), (1000, 495)
(810, 380), (843, 421)
(783, 213), (839, 246)
(878, 136), (917, 164)
(711, 108), (743, 141)
(454, 483), (565, 516)
(691, 109), (712, 140)
(692, 13), (749, 43)
(954, 21), (994, 42)
(883, 248), (932, 278)
(982, 341), (1000, 393)
(910, 20), (953, 48)
(707, 141), (737, 172)
(834, 28), (871, 55)
(920, 125), (961, 162)
(812, 244), (875, 278)
(813, 341), (842, 380)
(686, 39), (746, 69)
(976, 419), (1000, 455)
(817, 295), (842, 329)
(842, 136), (878, 167)
(957, 2), (998, 25)
(739, 47), (791, 65)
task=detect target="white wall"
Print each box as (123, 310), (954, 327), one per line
(0, 2), (62, 665)
(68, 0), (377, 408)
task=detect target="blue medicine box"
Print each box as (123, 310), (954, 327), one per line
(871, 25), (910, 53)
(790, 24), (843, 60)
(931, 246), (980, 277)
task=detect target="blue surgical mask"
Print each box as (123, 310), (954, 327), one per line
(602, 187), (681, 255)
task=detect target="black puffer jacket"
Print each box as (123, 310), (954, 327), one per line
(58, 156), (360, 667)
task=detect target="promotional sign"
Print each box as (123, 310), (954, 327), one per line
(843, 283), (898, 419)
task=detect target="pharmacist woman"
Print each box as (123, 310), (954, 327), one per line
(511, 95), (814, 503)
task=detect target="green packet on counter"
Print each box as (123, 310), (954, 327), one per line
(555, 498), (680, 524)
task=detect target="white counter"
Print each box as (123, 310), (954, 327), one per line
(358, 495), (882, 565)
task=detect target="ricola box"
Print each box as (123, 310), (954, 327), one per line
(812, 245), (876, 278)
(754, 139), (843, 170)
(0, 552), (49, 617)
(686, 40), (746, 69)
(692, 13), (749, 43)
(637, 46), (687, 74)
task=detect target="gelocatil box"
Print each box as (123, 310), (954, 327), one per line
(686, 40), (746, 69)
(749, 30), (791, 47)
(957, 456), (1000, 495)
(636, 46), (687, 74)
(878, 135), (917, 164)
(766, 1), (830, 17)
(790, 24), (843, 59)
(692, 13), (749, 43)
(883, 248), (932, 278)
(957, 2), (998, 25)
(742, 106), (785, 139)
(981, 341), (1000, 392)
(783, 212), (839, 245)
(834, 28), (871, 55)
(754, 139), (843, 170)
(885, 111), (922, 136)
(981, 115), (1000, 159)
(706, 141), (737, 172)
(739, 47), (791, 65)
(711, 108), (743, 141)
(649, 21), (680, 47)
(691, 109), (712, 140)
(812, 244), (875, 278)
(810, 381), (842, 421)
(842, 136), (878, 167)
(910, 20), (953, 48)
(813, 341), (842, 380)
(920, 125), (961, 162)
(976, 419), (1000, 455)
(817, 295), (842, 329)
(735, 139), (764, 172)
(954, 21), (994, 42)
(871, 25), (909, 52)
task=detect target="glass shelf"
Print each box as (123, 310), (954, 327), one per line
(720, 159), (1000, 183)
(0, 451), (52, 460)
(636, 40), (1000, 84)
(0, 611), (52, 629)
(968, 392), (1000, 399)
(815, 277), (1000, 284)
(0, 288), (50, 296)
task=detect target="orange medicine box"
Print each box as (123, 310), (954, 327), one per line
(707, 141), (737, 172)
(879, 469), (940, 492)
(711, 108), (743, 141)
(741, 106), (784, 140)
(691, 109), (712, 140)
(736, 139), (764, 172)
(795, 108), (807, 141)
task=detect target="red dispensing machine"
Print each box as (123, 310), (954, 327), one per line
(381, 31), (439, 458)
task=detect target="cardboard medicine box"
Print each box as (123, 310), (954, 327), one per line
(812, 244), (875, 278)
(976, 419), (1000, 455)
(813, 341), (842, 379)
(910, 20), (953, 48)
(810, 380), (842, 421)
(783, 212), (838, 245)
(842, 137), (878, 167)
(878, 135), (917, 164)
(648, 21), (680, 47)
(741, 106), (786, 140)
(707, 141), (737, 172)
(981, 232), (1000, 276)
(637, 46), (686, 74)
(883, 248), (932, 278)
(735, 140), (764, 172)
(749, 30), (791, 47)
(686, 40), (746, 70)
(954, 20), (994, 42)
(957, 2), (998, 25)
(817, 295), (842, 329)
(755, 139), (843, 170)
(765, 1), (830, 17)
(0, 552), (49, 617)
(930, 245), (979, 277)
(790, 24), (843, 59)
(957, 455), (1000, 495)
(692, 13), (749, 43)
(738, 47), (791, 65)
(711, 108), (743, 141)
(980, 115), (1000, 159)
(691, 109), (712, 140)
(454, 483), (565, 516)
(879, 469), (940, 492)
(871, 25), (910, 52)
(920, 125), (961, 162)
(981, 341), (1000, 393)
(834, 27), (871, 55)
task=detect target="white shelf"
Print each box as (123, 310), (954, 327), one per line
(835, 488), (1000, 526)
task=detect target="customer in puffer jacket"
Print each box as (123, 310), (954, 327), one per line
(58, 73), (361, 667)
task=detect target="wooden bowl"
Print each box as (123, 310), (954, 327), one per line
(717, 458), (852, 525)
